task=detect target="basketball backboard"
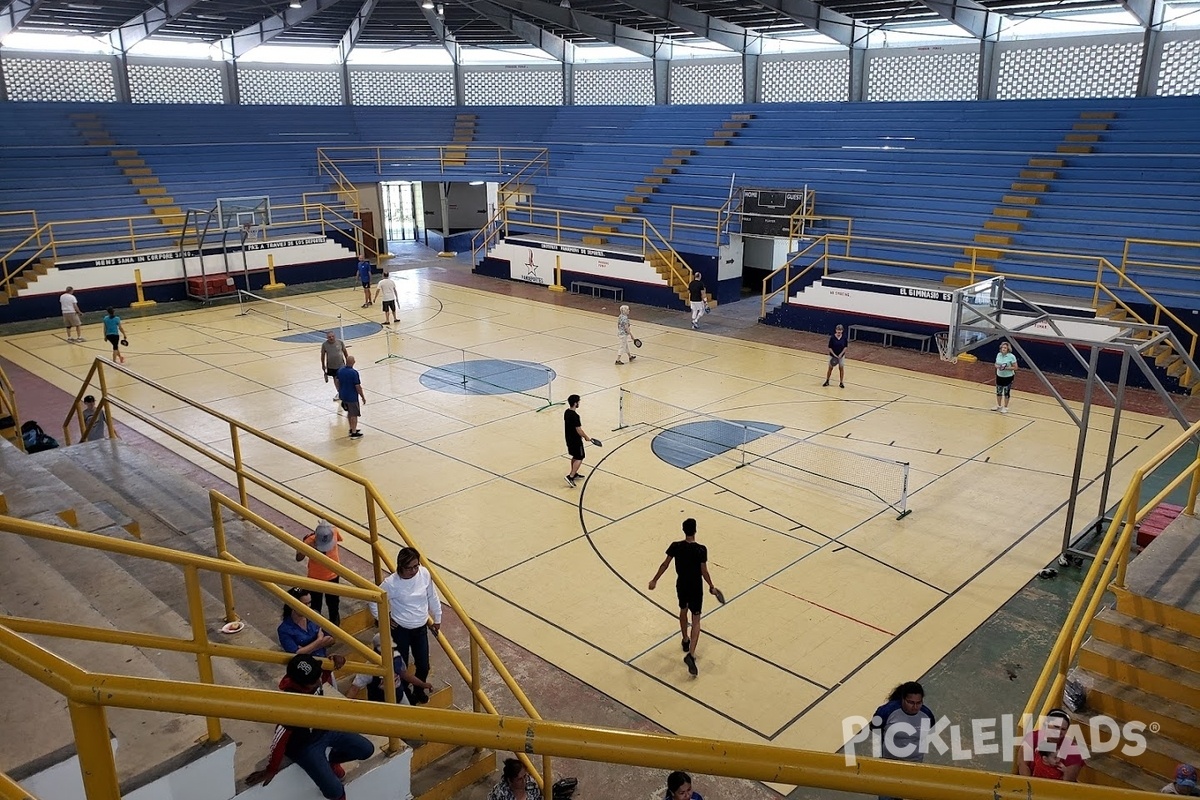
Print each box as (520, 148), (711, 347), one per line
(216, 196), (272, 232)
(940, 276), (1004, 361)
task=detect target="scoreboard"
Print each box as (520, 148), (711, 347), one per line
(741, 189), (808, 237)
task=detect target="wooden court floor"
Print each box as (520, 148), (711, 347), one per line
(0, 274), (1179, 754)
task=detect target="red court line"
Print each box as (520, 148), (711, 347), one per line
(763, 579), (896, 637)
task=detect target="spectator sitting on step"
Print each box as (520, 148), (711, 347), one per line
(1164, 764), (1198, 795)
(246, 654), (372, 800)
(487, 757), (543, 800)
(665, 771), (703, 800)
(82, 395), (108, 441)
(344, 633), (432, 704)
(1017, 708), (1085, 782)
(278, 587), (334, 659)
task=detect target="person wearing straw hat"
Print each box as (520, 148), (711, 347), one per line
(296, 521), (343, 626)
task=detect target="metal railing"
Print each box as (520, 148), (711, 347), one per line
(0, 361), (24, 453)
(760, 232), (1198, 367)
(1018, 416), (1200, 760)
(0, 560), (1153, 800)
(477, 204), (692, 294)
(667, 194), (740, 250)
(60, 357), (553, 790)
(315, 145), (549, 186)
(1120, 237), (1200, 281)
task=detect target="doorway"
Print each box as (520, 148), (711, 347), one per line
(381, 181), (424, 243)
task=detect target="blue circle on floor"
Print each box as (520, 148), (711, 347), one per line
(420, 359), (556, 395)
(652, 420), (783, 469)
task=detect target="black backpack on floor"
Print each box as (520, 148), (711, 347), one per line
(21, 421), (59, 453)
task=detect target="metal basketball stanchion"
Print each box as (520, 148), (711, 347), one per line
(376, 322), (402, 364)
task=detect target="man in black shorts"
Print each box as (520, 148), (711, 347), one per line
(648, 517), (720, 676)
(320, 330), (349, 403)
(563, 394), (595, 488)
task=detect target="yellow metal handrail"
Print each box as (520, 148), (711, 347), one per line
(0, 361), (24, 454)
(761, 232), (1198, 366)
(1121, 236), (1200, 279)
(490, 204), (692, 294)
(60, 357), (552, 789)
(0, 599), (1151, 800)
(759, 235), (841, 319)
(316, 145), (549, 183)
(1019, 417), (1200, 763)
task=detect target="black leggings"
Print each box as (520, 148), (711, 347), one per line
(310, 576), (340, 626)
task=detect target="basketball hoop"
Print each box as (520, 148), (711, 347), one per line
(934, 331), (957, 363)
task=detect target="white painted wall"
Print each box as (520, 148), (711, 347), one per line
(237, 747), (412, 800)
(17, 237), (355, 298)
(126, 740), (237, 800)
(490, 239), (668, 287)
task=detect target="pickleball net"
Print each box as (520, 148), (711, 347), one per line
(236, 290), (344, 343)
(617, 389), (910, 518)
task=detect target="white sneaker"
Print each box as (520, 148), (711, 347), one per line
(1000, 407), (1009, 414)
(993, 406), (1001, 411)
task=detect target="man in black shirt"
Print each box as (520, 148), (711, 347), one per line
(648, 517), (720, 676)
(687, 271), (707, 330)
(563, 393), (594, 488)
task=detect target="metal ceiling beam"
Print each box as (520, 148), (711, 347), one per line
(105, 0), (205, 53)
(215, 0), (345, 60)
(1122, 0), (1162, 27)
(337, 0), (381, 62)
(467, 0), (575, 62)
(417, 0), (465, 103)
(617, 0), (762, 55)
(917, 0), (1002, 39)
(486, 0), (673, 60)
(749, 0), (875, 48)
(0, 0), (46, 41)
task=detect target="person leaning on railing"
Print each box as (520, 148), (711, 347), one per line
(367, 547), (442, 705)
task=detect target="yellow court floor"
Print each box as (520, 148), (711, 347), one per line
(1, 274), (1178, 754)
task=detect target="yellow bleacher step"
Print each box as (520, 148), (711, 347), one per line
(712, 129), (738, 139)
(1058, 144), (1094, 154)
(984, 219), (1021, 232)
(75, 119), (104, 129)
(623, 195), (647, 204)
(644, 175), (667, 185)
(1079, 640), (1200, 709)
(1065, 133), (1101, 143)
(151, 206), (183, 217)
(705, 139), (731, 146)
(1073, 122), (1110, 132)
(1092, 609), (1200, 681)
(613, 205), (637, 214)
(653, 167), (677, 175)
(110, 149), (139, 158)
(116, 158), (145, 168)
(410, 741), (456, 772)
(964, 247), (1003, 259)
(137, 187), (168, 196)
(994, 206), (1032, 218)
(145, 196), (177, 207)
(721, 121), (747, 129)
(633, 185), (657, 194)
(131, 176), (159, 186)
(86, 139), (117, 147)
(414, 749), (495, 800)
(592, 224), (618, 233)
(663, 157), (687, 166)
(672, 149), (696, 157)
(731, 113), (755, 120)
(1080, 110), (1117, 120)
(1028, 158), (1066, 168)
(953, 261), (994, 272)
(582, 235), (606, 245)
(1020, 169), (1056, 180)
(452, 136), (472, 143)
(1011, 182), (1048, 192)
(124, 167), (152, 177)
(974, 232), (1012, 246)
(601, 214), (625, 223)
(1002, 194), (1040, 205)
(1167, 358), (1189, 378)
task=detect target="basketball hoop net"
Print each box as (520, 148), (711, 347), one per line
(934, 331), (957, 363)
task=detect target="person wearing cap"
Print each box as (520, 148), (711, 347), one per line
(81, 395), (108, 441)
(345, 633), (433, 704)
(1017, 709), (1085, 782)
(367, 546), (442, 705)
(1164, 763), (1199, 795)
(246, 654), (372, 800)
(297, 521), (344, 626)
(278, 587), (334, 658)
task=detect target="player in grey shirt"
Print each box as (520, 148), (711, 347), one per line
(321, 331), (349, 403)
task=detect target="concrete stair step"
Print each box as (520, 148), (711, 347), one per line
(644, 175), (668, 185)
(116, 158), (145, 168)
(974, 232), (1012, 246)
(1058, 144), (1094, 154)
(110, 149), (139, 158)
(671, 149), (696, 157)
(1080, 752), (1167, 792)
(662, 157), (687, 166)
(984, 219), (1021, 232)
(1068, 704), (1200, 781)
(1073, 122), (1110, 132)
(1078, 670), (1200, 745)
(623, 195), (647, 204)
(730, 113), (755, 120)
(1029, 158), (1066, 168)
(994, 206), (1032, 218)
(1065, 133), (1101, 143)
(1019, 169), (1057, 180)
(1079, 637), (1200, 708)
(130, 176), (159, 186)
(652, 167), (677, 175)
(1010, 182), (1048, 192)
(581, 235), (606, 245)
(123, 167), (153, 176)
(412, 747), (496, 800)
(1080, 110), (1118, 119)
(721, 121), (747, 129)
(1001, 194), (1040, 206)
(705, 139), (731, 146)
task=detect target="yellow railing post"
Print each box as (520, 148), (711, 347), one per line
(183, 565), (223, 743)
(67, 700), (121, 800)
(96, 367), (117, 441)
(470, 639), (482, 713)
(1187, 459), (1200, 517)
(549, 253), (565, 293)
(375, 595), (401, 755)
(262, 254), (285, 290)
(1115, 479), (1141, 588)
(209, 494), (239, 624)
(131, 268), (157, 308)
(230, 424), (248, 507)
(366, 489), (383, 585)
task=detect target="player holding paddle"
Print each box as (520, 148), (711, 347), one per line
(564, 394), (599, 488)
(615, 304), (637, 365)
(823, 323), (848, 388)
(648, 517), (723, 677)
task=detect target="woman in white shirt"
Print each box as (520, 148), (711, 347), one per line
(369, 547), (442, 705)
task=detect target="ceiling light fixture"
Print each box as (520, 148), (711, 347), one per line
(289, 0), (302, 8)
(422, 0), (435, 9)
(560, 0), (570, 7)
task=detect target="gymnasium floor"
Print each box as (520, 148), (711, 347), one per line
(0, 262), (1183, 759)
